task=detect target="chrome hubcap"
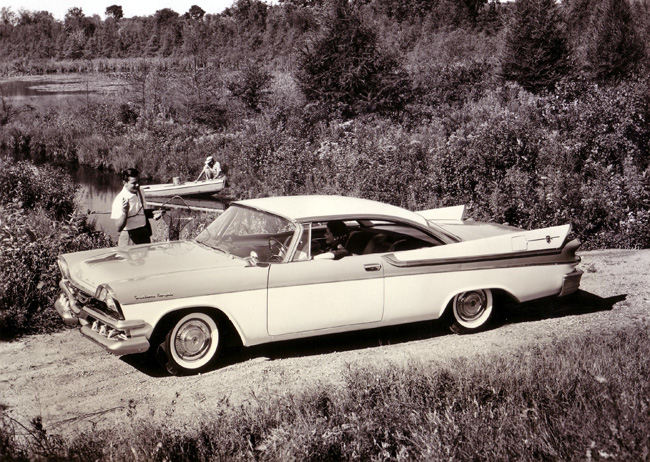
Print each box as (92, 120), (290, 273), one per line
(174, 320), (211, 361)
(456, 291), (487, 322)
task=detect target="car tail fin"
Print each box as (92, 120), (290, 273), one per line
(416, 205), (466, 222)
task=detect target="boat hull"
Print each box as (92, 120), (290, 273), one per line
(141, 177), (226, 198)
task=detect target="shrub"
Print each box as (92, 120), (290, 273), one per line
(0, 159), (77, 220)
(0, 160), (112, 340)
(227, 61), (273, 112)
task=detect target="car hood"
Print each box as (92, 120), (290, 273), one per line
(433, 221), (522, 241)
(63, 241), (244, 295)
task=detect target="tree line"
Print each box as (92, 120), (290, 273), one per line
(1, 0), (648, 96)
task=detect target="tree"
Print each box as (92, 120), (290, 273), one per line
(295, 0), (411, 118)
(464, 0), (488, 21)
(581, 0), (644, 81)
(227, 61), (273, 112)
(500, 0), (568, 93)
(105, 5), (124, 19)
(186, 5), (206, 20)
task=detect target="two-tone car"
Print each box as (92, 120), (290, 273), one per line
(55, 195), (583, 374)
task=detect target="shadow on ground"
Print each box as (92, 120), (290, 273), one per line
(121, 289), (626, 377)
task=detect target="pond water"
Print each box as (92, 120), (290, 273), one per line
(0, 75), (126, 100)
(69, 166), (225, 241)
(1, 79), (92, 98)
(2, 74), (225, 240)
(69, 166), (123, 239)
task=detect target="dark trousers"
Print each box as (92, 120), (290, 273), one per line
(118, 226), (151, 246)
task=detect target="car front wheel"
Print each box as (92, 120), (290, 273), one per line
(449, 289), (493, 334)
(161, 312), (222, 375)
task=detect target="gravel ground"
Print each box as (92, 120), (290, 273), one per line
(1, 249), (648, 436)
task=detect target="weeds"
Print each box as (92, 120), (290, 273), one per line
(1, 324), (648, 461)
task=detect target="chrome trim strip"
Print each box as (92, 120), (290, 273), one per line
(383, 248), (568, 269)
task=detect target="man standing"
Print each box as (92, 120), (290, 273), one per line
(111, 168), (158, 246)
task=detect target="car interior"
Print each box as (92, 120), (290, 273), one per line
(304, 220), (442, 260)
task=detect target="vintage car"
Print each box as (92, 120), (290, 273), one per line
(55, 195), (583, 374)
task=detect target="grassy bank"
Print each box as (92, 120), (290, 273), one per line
(1, 323), (648, 461)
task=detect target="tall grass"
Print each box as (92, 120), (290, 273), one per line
(2, 323), (648, 460)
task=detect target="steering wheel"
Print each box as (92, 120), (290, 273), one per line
(268, 237), (288, 262)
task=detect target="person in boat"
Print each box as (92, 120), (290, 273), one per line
(196, 156), (221, 181)
(111, 168), (162, 246)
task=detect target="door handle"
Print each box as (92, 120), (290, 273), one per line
(364, 263), (382, 272)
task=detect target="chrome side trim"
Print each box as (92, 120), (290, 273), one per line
(383, 248), (568, 269)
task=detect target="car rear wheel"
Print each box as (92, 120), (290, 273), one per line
(161, 312), (222, 375)
(449, 289), (493, 334)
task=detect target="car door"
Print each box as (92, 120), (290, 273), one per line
(266, 253), (385, 336)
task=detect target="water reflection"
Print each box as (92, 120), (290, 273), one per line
(0, 79), (93, 98)
(69, 166), (225, 242)
(0, 75), (126, 100)
(70, 166), (122, 239)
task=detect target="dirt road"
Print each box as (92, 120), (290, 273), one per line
(1, 249), (648, 436)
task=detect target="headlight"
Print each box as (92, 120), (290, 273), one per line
(95, 284), (123, 319)
(57, 257), (70, 279)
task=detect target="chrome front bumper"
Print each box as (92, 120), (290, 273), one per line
(55, 281), (150, 356)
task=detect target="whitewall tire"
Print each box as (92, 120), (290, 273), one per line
(162, 312), (221, 375)
(449, 289), (494, 334)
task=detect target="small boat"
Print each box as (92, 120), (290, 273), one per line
(141, 176), (226, 198)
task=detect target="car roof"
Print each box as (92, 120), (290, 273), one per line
(235, 195), (429, 227)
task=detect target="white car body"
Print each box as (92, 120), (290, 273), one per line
(55, 195), (582, 374)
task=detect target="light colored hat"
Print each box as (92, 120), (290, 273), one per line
(205, 156), (214, 164)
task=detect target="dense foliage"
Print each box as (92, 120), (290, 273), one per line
(0, 160), (112, 339)
(0, 0), (649, 252)
(2, 323), (648, 460)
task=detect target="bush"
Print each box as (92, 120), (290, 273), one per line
(227, 61), (273, 112)
(0, 160), (112, 340)
(0, 160), (77, 220)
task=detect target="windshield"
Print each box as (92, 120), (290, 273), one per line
(196, 205), (297, 262)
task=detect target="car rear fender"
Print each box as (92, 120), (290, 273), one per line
(387, 224), (574, 265)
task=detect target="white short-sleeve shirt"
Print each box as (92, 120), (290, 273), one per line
(111, 186), (147, 231)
